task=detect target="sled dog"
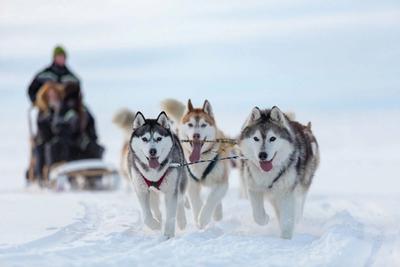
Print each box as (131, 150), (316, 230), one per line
(161, 99), (231, 228)
(239, 106), (319, 239)
(128, 111), (187, 239)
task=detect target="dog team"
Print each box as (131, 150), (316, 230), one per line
(113, 99), (320, 240)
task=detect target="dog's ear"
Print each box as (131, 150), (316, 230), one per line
(133, 112), (146, 129)
(250, 106), (261, 122)
(156, 111), (170, 129)
(242, 107), (261, 129)
(270, 106), (286, 124)
(187, 99), (194, 112)
(202, 100), (214, 117)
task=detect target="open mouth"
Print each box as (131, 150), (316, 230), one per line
(259, 152), (277, 172)
(189, 138), (205, 163)
(146, 156), (160, 169)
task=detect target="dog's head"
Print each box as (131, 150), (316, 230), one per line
(130, 111), (173, 169)
(180, 99), (217, 162)
(239, 106), (295, 172)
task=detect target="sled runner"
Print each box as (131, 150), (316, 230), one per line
(48, 159), (120, 191)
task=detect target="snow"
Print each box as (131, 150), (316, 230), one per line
(1, 181), (399, 267)
(1, 0), (400, 266)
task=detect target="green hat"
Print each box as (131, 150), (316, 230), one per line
(53, 45), (67, 58)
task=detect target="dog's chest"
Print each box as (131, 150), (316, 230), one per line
(130, 165), (179, 193)
(246, 162), (296, 192)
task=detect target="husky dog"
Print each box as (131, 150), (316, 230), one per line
(161, 99), (231, 228)
(128, 111), (187, 239)
(239, 106), (319, 239)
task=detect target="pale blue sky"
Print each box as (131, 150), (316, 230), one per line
(1, 0), (399, 112)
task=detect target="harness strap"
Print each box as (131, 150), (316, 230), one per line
(187, 154), (219, 182)
(139, 168), (170, 190)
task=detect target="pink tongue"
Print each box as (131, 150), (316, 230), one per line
(149, 158), (160, 169)
(189, 143), (202, 163)
(259, 161), (273, 172)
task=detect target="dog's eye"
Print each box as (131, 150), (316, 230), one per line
(253, 136), (260, 142)
(201, 123), (207, 128)
(156, 137), (162, 142)
(188, 123), (193, 127)
(142, 137), (148, 142)
(270, 137), (276, 142)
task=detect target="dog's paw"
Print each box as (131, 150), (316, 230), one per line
(162, 229), (176, 240)
(280, 230), (294, 240)
(177, 215), (187, 230)
(144, 217), (161, 230)
(158, 234), (173, 242)
(198, 210), (212, 229)
(213, 205), (223, 222)
(253, 211), (269, 226)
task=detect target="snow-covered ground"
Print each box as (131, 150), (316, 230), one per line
(0, 109), (399, 267)
(1, 179), (400, 267)
(1, 0), (400, 266)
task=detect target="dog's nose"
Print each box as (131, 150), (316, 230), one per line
(149, 148), (157, 157)
(193, 133), (200, 140)
(258, 152), (268, 161)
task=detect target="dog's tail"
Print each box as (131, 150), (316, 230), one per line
(160, 98), (186, 122)
(113, 108), (136, 136)
(285, 112), (296, 121)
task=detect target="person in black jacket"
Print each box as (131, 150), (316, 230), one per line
(27, 46), (80, 103)
(34, 82), (104, 181)
(59, 82), (104, 162)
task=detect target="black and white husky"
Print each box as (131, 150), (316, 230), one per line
(239, 106), (319, 239)
(128, 111), (187, 239)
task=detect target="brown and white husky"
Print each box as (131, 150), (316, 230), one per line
(161, 99), (231, 229)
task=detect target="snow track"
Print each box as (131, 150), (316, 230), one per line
(0, 187), (399, 267)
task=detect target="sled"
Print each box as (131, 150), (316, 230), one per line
(27, 106), (120, 191)
(48, 159), (120, 191)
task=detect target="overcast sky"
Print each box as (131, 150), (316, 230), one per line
(1, 0), (399, 113)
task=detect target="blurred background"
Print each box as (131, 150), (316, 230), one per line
(1, 0), (399, 193)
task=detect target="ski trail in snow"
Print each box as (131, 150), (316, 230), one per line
(364, 230), (384, 267)
(0, 202), (101, 255)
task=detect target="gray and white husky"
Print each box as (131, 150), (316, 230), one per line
(239, 106), (319, 239)
(128, 111), (187, 239)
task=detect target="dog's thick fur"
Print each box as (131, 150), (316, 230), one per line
(161, 99), (231, 228)
(239, 106), (319, 239)
(128, 111), (187, 239)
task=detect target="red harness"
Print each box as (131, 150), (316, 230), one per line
(139, 168), (170, 190)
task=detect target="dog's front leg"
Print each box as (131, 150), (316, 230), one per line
(248, 189), (269, 225)
(275, 193), (296, 239)
(163, 191), (178, 239)
(176, 196), (187, 230)
(136, 189), (161, 230)
(150, 190), (162, 223)
(198, 182), (228, 228)
(187, 180), (203, 224)
(213, 203), (223, 221)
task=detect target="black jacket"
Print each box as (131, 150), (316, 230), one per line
(28, 63), (80, 103)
